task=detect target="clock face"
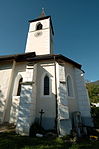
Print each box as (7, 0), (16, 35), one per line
(34, 31), (42, 37)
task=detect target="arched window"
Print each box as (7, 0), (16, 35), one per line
(36, 23), (43, 30)
(67, 75), (73, 97)
(44, 75), (49, 95)
(17, 78), (23, 96)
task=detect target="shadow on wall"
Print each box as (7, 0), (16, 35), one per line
(58, 82), (73, 135)
(15, 85), (33, 135)
(35, 65), (56, 130)
(10, 96), (20, 124)
(15, 64), (56, 134)
(0, 86), (5, 123)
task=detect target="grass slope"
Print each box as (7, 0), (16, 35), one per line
(0, 132), (99, 149)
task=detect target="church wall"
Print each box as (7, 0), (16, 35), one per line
(35, 61), (56, 130)
(57, 61), (92, 135)
(15, 63), (36, 135)
(9, 61), (26, 95)
(9, 62), (27, 124)
(74, 68), (93, 126)
(0, 62), (13, 122)
(57, 62), (72, 135)
(64, 62), (79, 113)
(63, 62), (92, 127)
(11, 62), (27, 95)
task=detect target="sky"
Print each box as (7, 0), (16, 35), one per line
(0, 0), (99, 81)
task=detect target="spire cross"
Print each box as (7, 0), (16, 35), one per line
(39, 8), (46, 18)
(42, 8), (44, 11)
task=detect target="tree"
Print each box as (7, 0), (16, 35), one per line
(91, 106), (99, 128)
(86, 83), (99, 103)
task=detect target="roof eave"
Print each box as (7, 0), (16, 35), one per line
(27, 54), (82, 69)
(0, 52), (36, 62)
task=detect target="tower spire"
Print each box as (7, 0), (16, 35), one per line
(39, 8), (46, 18)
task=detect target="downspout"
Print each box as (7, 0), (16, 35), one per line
(54, 56), (58, 135)
(3, 60), (16, 122)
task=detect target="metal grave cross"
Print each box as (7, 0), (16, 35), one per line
(39, 109), (44, 128)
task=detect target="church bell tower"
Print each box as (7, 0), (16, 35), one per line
(25, 9), (54, 55)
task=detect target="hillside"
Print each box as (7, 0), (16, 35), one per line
(89, 80), (99, 85)
(86, 80), (99, 103)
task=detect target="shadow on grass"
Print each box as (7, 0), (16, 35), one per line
(0, 132), (99, 149)
(0, 132), (70, 149)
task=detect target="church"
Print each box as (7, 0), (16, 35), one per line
(0, 11), (93, 136)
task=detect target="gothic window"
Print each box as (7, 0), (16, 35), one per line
(17, 78), (23, 96)
(44, 75), (49, 95)
(67, 75), (73, 97)
(36, 22), (43, 30)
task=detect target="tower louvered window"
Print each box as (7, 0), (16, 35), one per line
(36, 23), (43, 30)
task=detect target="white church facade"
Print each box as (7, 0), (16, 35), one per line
(0, 12), (93, 136)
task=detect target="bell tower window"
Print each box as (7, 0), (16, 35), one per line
(36, 22), (43, 30)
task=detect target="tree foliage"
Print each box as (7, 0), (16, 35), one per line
(86, 83), (99, 103)
(91, 106), (99, 128)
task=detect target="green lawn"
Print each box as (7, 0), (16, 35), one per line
(0, 132), (99, 149)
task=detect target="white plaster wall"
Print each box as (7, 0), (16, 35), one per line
(74, 68), (91, 116)
(57, 62), (72, 135)
(74, 68), (93, 126)
(13, 62), (27, 81)
(0, 63), (12, 98)
(22, 64), (37, 125)
(15, 63), (37, 135)
(25, 18), (53, 55)
(64, 63), (79, 113)
(58, 64), (69, 119)
(56, 61), (92, 134)
(9, 62), (27, 124)
(64, 62), (91, 121)
(10, 62), (27, 97)
(16, 84), (33, 135)
(31, 64), (37, 123)
(10, 96), (20, 124)
(0, 62), (12, 122)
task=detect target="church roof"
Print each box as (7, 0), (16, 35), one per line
(28, 54), (82, 69)
(0, 52), (81, 69)
(0, 52), (36, 62)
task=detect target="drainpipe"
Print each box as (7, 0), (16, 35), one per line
(54, 56), (58, 136)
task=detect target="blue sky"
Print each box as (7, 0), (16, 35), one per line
(0, 0), (99, 81)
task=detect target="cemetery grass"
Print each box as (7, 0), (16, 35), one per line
(0, 132), (99, 149)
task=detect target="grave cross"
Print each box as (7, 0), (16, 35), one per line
(39, 109), (44, 128)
